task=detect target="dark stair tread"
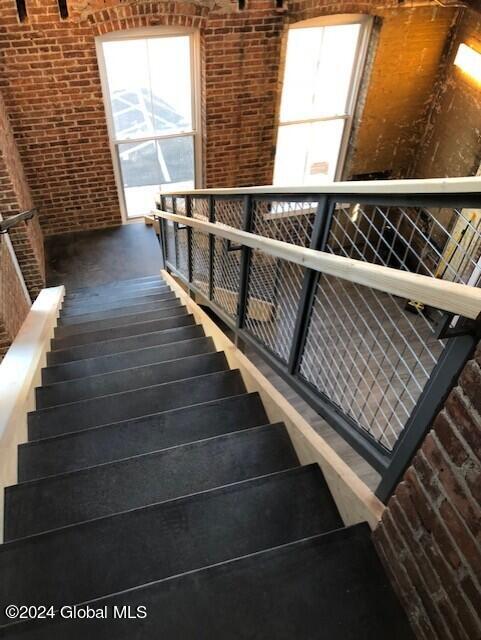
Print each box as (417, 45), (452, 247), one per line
(62, 284), (170, 309)
(36, 351), (228, 409)
(54, 303), (186, 338)
(0, 525), (414, 639)
(0, 465), (342, 624)
(41, 336), (215, 385)
(61, 290), (175, 316)
(28, 369), (246, 439)
(65, 279), (167, 301)
(6, 423), (298, 540)
(51, 314), (195, 351)
(57, 297), (180, 326)
(19, 393), (268, 481)
(68, 275), (162, 294)
(46, 324), (204, 365)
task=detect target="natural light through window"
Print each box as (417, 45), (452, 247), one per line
(98, 31), (200, 219)
(274, 17), (370, 186)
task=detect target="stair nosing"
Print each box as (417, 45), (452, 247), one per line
(68, 275), (162, 293)
(38, 348), (221, 393)
(47, 324), (203, 363)
(57, 298), (180, 324)
(0, 464), (320, 547)
(31, 358), (230, 413)
(22, 391), (262, 446)
(60, 294), (177, 317)
(50, 313), (195, 351)
(29, 368), (238, 418)
(61, 290), (174, 312)
(11, 422), (286, 487)
(41, 336), (215, 382)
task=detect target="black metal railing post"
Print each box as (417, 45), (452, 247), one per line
(208, 196), (215, 301)
(172, 197), (179, 272)
(158, 195), (168, 270)
(237, 195), (254, 329)
(185, 195), (193, 284)
(287, 196), (334, 374)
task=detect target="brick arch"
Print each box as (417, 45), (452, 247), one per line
(75, 1), (210, 31)
(287, 2), (389, 24)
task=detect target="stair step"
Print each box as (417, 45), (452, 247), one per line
(19, 393), (268, 481)
(54, 303), (186, 339)
(42, 336), (215, 385)
(51, 313), (195, 351)
(62, 288), (172, 316)
(0, 465), (342, 625)
(57, 297), (180, 326)
(0, 525), (414, 639)
(28, 369), (246, 439)
(36, 351), (229, 408)
(6, 423), (298, 540)
(63, 283), (170, 308)
(46, 324), (204, 365)
(65, 281), (168, 302)
(68, 275), (162, 294)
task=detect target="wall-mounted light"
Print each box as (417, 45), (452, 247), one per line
(454, 43), (481, 84)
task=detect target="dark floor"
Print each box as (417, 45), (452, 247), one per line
(46, 222), (162, 289)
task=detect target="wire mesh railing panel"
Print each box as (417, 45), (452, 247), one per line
(164, 220), (176, 268)
(213, 238), (241, 320)
(191, 229), (210, 297)
(192, 197), (209, 221)
(215, 199), (244, 229)
(299, 274), (444, 451)
(245, 250), (305, 363)
(251, 199), (317, 247)
(176, 227), (189, 280)
(174, 197), (186, 215)
(163, 196), (174, 213)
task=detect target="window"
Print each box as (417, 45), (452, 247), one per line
(274, 16), (372, 186)
(97, 29), (202, 220)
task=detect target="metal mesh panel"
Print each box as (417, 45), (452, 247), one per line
(174, 197), (186, 215)
(251, 199), (317, 247)
(213, 238), (241, 319)
(164, 220), (176, 267)
(192, 197), (209, 221)
(331, 203), (481, 285)
(215, 199), (244, 229)
(176, 226), (189, 280)
(163, 196), (174, 213)
(245, 251), (305, 363)
(191, 229), (210, 297)
(299, 276), (444, 451)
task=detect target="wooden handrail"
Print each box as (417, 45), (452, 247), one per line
(155, 209), (481, 321)
(159, 176), (481, 197)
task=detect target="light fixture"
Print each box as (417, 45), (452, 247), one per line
(454, 43), (481, 84)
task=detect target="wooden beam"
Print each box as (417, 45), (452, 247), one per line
(155, 210), (481, 320)
(162, 269), (384, 529)
(159, 176), (481, 197)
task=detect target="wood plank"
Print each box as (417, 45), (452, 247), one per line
(162, 269), (384, 529)
(0, 285), (64, 541)
(155, 210), (481, 320)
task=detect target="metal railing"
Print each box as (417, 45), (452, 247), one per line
(154, 179), (481, 502)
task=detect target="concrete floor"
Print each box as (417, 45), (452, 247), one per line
(46, 222), (162, 289)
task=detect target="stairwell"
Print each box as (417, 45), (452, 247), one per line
(0, 274), (414, 638)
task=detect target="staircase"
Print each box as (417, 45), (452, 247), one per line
(0, 274), (414, 638)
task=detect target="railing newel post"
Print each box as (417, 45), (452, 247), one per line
(237, 195), (254, 330)
(287, 195), (334, 375)
(208, 195), (215, 301)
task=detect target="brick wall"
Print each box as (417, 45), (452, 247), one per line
(0, 92), (45, 299)
(373, 344), (481, 640)
(414, 8), (481, 178)
(0, 0), (462, 235)
(0, 237), (30, 360)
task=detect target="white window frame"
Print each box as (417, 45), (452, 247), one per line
(96, 26), (203, 223)
(275, 14), (373, 184)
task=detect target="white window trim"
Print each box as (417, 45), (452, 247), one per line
(276, 14), (373, 184)
(95, 26), (203, 223)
